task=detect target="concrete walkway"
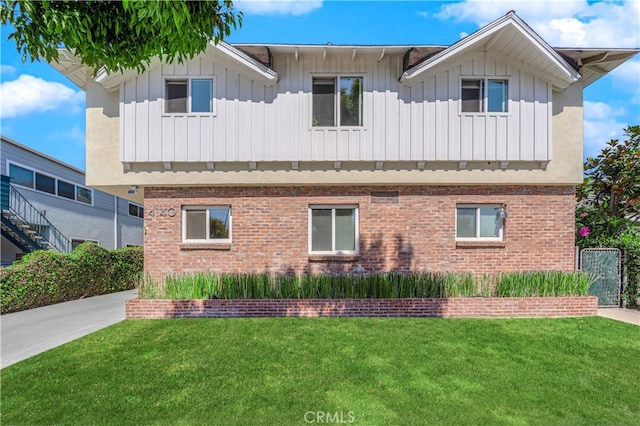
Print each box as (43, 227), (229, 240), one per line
(1, 290), (137, 369)
(597, 308), (640, 326)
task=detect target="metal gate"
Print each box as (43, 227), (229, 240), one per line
(580, 248), (621, 307)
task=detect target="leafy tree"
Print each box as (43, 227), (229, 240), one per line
(0, 0), (242, 73)
(576, 125), (640, 308)
(577, 125), (640, 221)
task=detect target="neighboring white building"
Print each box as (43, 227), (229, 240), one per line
(1, 136), (143, 265)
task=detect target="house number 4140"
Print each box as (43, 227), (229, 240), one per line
(147, 207), (177, 217)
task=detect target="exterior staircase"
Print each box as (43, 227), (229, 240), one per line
(1, 175), (72, 255)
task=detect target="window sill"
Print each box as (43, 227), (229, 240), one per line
(162, 113), (216, 118)
(459, 113), (510, 117)
(310, 126), (366, 131)
(180, 242), (231, 251)
(456, 241), (505, 249)
(308, 254), (360, 262)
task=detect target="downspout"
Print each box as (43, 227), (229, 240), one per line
(114, 195), (119, 249)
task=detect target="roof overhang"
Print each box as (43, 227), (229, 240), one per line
(556, 48), (640, 87)
(49, 49), (91, 90)
(211, 41), (278, 85)
(50, 41), (279, 92)
(400, 11), (581, 90)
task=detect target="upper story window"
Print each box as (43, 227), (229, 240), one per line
(461, 78), (508, 113)
(7, 162), (93, 205)
(182, 206), (231, 243)
(35, 172), (56, 195)
(456, 205), (504, 241)
(164, 78), (214, 114)
(312, 76), (363, 127)
(8, 163), (34, 188)
(309, 205), (359, 255)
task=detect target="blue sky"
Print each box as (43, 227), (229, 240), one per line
(1, 0), (639, 171)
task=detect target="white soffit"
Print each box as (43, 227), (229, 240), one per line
(401, 11), (581, 89)
(210, 41), (278, 86)
(556, 48), (640, 88)
(61, 40), (279, 92)
(50, 49), (90, 90)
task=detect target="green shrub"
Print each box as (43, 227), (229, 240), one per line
(618, 231), (640, 308)
(139, 271), (588, 300)
(0, 243), (143, 314)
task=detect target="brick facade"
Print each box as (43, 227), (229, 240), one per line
(144, 185), (575, 280)
(126, 296), (598, 319)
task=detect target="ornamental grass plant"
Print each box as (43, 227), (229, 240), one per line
(138, 271), (590, 300)
(495, 271), (590, 297)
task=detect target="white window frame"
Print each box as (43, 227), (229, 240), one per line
(311, 75), (364, 128)
(34, 170), (56, 195)
(128, 202), (144, 219)
(182, 206), (232, 243)
(455, 204), (504, 241)
(308, 205), (359, 255)
(163, 76), (216, 116)
(7, 162), (35, 188)
(6, 161), (94, 206)
(460, 77), (509, 115)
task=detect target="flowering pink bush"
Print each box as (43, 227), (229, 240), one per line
(579, 227), (591, 238)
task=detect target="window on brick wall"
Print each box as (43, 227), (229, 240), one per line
(182, 206), (231, 242)
(456, 205), (504, 241)
(309, 206), (359, 254)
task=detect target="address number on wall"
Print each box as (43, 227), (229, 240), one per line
(147, 207), (177, 218)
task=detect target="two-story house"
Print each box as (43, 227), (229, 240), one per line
(50, 12), (638, 281)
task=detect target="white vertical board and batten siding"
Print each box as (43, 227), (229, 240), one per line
(120, 50), (552, 164)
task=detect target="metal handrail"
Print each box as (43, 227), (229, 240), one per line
(7, 185), (72, 253)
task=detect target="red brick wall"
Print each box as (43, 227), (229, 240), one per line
(126, 297), (598, 319)
(143, 185), (575, 280)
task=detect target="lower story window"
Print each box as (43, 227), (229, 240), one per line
(456, 205), (504, 240)
(128, 202), (144, 219)
(309, 206), (358, 254)
(71, 238), (99, 250)
(182, 206), (231, 242)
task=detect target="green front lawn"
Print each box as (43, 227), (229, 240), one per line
(2, 317), (638, 425)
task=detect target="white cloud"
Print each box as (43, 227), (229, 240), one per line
(48, 125), (86, 147)
(0, 65), (17, 78)
(609, 58), (640, 100)
(235, 0), (322, 16)
(435, 1), (640, 47)
(0, 74), (85, 119)
(584, 101), (625, 121)
(583, 101), (628, 158)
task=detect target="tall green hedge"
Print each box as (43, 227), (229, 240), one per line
(0, 243), (143, 314)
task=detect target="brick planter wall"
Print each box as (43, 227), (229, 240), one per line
(126, 296), (598, 319)
(144, 185), (576, 281)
